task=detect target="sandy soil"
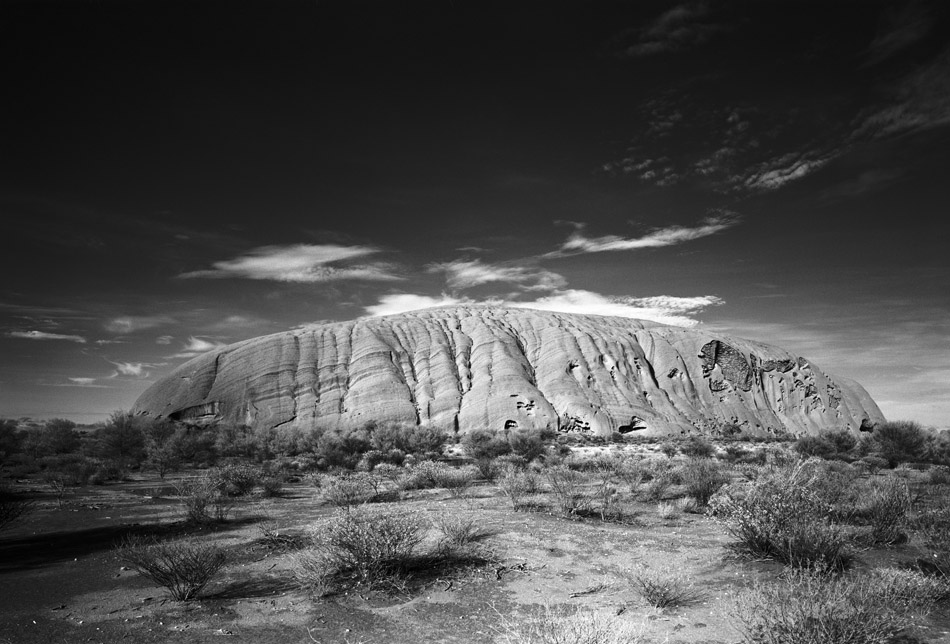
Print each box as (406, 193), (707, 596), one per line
(3, 461), (950, 644)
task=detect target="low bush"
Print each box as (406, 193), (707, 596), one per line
(0, 484), (33, 532)
(733, 566), (935, 644)
(496, 604), (644, 644)
(435, 514), (490, 548)
(679, 459), (728, 506)
(294, 508), (426, 593)
(680, 437), (715, 459)
(544, 466), (593, 516)
(859, 477), (911, 544)
(116, 535), (228, 601)
(631, 567), (703, 609)
(497, 467), (542, 510)
(175, 476), (233, 524)
(212, 463), (261, 496)
(793, 435), (836, 459)
(709, 460), (851, 570)
(322, 473), (375, 508)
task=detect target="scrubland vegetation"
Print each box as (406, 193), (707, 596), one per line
(3, 414), (950, 642)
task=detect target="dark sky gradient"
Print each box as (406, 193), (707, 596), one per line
(2, 0), (948, 426)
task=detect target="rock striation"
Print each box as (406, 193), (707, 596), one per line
(132, 306), (885, 437)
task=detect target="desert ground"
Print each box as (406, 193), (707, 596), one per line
(3, 439), (950, 644)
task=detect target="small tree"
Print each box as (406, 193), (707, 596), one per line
(872, 421), (930, 467)
(94, 411), (146, 472)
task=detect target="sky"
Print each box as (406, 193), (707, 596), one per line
(1, 0), (948, 427)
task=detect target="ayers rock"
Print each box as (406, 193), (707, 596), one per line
(133, 306), (885, 438)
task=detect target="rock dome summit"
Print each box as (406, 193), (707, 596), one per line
(133, 306), (885, 437)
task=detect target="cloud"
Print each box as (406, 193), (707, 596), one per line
(853, 49), (950, 139)
(179, 244), (402, 283)
(364, 291), (722, 327)
(109, 362), (153, 378)
(551, 212), (738, 256)
(365, 294), (467, 317)
(739, 151), (835, 191)
(510, 290), (722, 326)
(156, 335), (174, 345)
(68, 377), (97, 385)
(618, 2), (725, 57)
(105, 315), (176, 334)
(864, 2), (933, 65)
(167, 336), (228, 359)
(6, 330), (87, 343)
(429, 259), (566, 292)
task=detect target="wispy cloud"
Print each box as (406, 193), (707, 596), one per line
(108, 361), (161, 379)
(6, 330), (87, 343)
(549, 212), (738, 257)
(510, 290), (722, 326)
(365, 290), (722, 327)
(853, 49), (950, 139)
(864, 2), (934, 65)
(68, 377), (97, 385)
(167, 336), (228, 359)
(365, 294), (467, 317)
(429, 259), (566, 292)
(179, 244), (401, 283)
(616, 2), (726, 57)
(738, 151), (836, 192)
(104, 315), (176, 334)
(156, 335), (174, 345)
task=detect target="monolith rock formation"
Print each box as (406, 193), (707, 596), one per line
(133, 306), (885, 438)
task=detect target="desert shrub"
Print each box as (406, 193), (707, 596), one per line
(826, 429), (858, 454)
(793, 435), (836, 459)
(857, 477), (911, 544)
(544, 466), (593, 516)
(928, 466), (950, 485)
(733, 566), (935, 644)
(659, 441), (678, 458)
(462, 428), (511, 458)
(855, 455), (889, 474)
(435, 514), (489, 548)
(656, 501), (680, 520)
(496, 604), (644, 644)
(631, 567), (703, 609)
(495, 453), (530, 471)
(397, 460), (447, 490)
(709, 460), (851, 570)
(39, 454), (99, 486)
(116, 535), (228, 601)
(641, 471), (673, 502)
(300, 508), (426, 591)
(912, 506), (950, 579)
(0, 484), (33, 532)
(433, 465), (478, 496)
(175, 476), (232, 524)
(312, 426), (372, 470)
(497, 467), (541, 510)
(94, 411), (147, 471)
(211, 463), (261, 496)
(322, 473), (375, 508)
(872, 420), (931, 467)
(259, 473), (284, 497)
(614, 457), (646, 488)
(680, 437), (715, 459)
(369, 422), (447, 460)
(0, 418), (24, 465)
(22, 418), (80, 458)
(680, 459), (729, 506)
(507, 429), (548, 462)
